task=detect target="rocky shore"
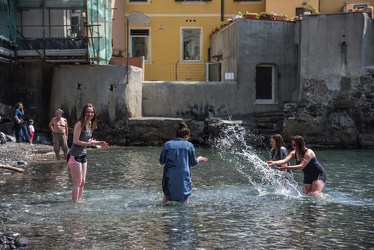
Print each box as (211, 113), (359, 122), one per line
(0, 140), (52, 249)
(0, 141), (52, 169)
(0, 231), (29, 249)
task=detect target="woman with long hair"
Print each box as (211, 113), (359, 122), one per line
(268, 134), (292, 179)
(66, 103), (109, 202)
(13, 102), (28, 143)
(267, 135), (326, 196)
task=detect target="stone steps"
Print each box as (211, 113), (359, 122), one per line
(253, 112), (285, 136)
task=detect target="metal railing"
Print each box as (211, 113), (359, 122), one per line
(17, 24), (83, 39)
(145, 61), (221, 81)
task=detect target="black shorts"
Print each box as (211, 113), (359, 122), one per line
(304, 172), (326, 185)
(67, 154), (87, 164)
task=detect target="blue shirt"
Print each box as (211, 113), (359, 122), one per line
(159, 138), (198, 202)
(14, 109), (23, 122)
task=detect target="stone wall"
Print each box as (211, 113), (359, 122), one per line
(142, 81), (241, 118)
(281, 72), (374, 148)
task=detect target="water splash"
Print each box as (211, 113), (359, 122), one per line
(208, 121), (303, 197)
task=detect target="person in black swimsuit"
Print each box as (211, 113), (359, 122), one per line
(267, 135), (326, 197)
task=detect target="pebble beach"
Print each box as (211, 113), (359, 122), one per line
(0, 141), (53, 168)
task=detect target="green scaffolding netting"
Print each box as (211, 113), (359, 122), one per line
(0, 0), (112, 65)
(87, 0), (113, 65)
(0, 0), (17, 44)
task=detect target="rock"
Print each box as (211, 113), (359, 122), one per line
(16, 161), (27, 166)
(0, 232), (29, 249)
(14, 236), (29, 247)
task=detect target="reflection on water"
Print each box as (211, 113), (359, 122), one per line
(1, 127), (374, 249)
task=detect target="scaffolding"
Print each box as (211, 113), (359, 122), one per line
(0, 0), (112, 64)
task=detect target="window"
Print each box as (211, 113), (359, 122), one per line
(255, 64), (276, 104)
(70, 10), (85, 36)
(296, 7), (304, 16)
(181, 28), (201, 61)
(130, 29), (150, 61)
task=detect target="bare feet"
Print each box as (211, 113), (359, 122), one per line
(162, 195), (168, 203)
(184, 196), (190, 204)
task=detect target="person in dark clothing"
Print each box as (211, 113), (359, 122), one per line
(13, 102), (28, 143)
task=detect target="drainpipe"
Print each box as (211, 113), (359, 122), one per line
(126, 17), (129, 84)
(221, 0), (224, 22)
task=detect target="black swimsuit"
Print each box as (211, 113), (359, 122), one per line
(299, 150), (326, 184)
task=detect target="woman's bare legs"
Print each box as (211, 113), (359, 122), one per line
(77, 162), (87, 201)
(69, 162), (87, 202)
(310, 180), (324, 197)
(304, 180), (324, 197)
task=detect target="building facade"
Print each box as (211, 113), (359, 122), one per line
(124, 0), (372, 81)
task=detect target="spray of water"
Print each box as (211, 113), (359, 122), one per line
(208, 121), (303, 197)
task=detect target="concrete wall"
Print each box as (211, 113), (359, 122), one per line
(142, 81), (240, 118)
(236, 19), (299, 111)
(50, 64), (142, 124)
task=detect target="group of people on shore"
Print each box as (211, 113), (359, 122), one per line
(12, 102), (326, 203)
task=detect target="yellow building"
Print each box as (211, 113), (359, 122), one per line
(124, 0), (372, 81)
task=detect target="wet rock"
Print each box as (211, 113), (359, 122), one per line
(14, 236), (28, 247)
(0, 232), (29, 249)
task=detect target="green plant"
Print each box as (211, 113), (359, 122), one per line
(303, 4), (319, 14)
(259, 11), (275, 19)
(243, 11), (257, 15)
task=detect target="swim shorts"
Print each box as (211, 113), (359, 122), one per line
(67, 154), (87, 164)
(53, 133), (68, 153)
(303, 172), (326, 184)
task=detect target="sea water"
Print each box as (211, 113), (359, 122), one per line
(0, 126), (373, 249)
